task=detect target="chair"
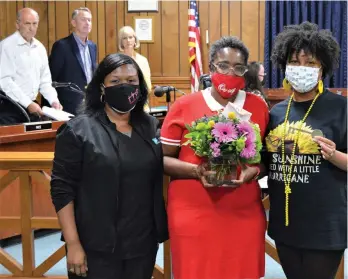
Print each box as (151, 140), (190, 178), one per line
(199, 74), (212, 89)
(0, 91), (30, 123)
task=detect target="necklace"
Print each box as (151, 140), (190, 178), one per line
(282, 92), (320, 226)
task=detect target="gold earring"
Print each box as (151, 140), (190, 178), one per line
(100, 94), (105, 103)
(283, 78), (291, 90)
(318, 80), (324, 94)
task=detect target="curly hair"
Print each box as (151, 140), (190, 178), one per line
(82, 53), (148, 116)
(209, 36), (249, 71)
(271, 21), (340, 78)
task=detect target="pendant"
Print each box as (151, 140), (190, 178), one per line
(311, 129), (324, 138)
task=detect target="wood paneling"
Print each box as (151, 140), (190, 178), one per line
(97, 0), (106, 61)
(47, 2), (56, 53)
(221, 1), (229, 36)
(148, 1), (162, 76)
(259, 1), (266, 63)
(199, 1), (210, 73)
(241, 1), (260, 62)
(0, 0), (266, 101)
(6, 2), (17, 37)
(85, 1), (98, 44)
(209, 1), (221, 43)
(230, 1), (242, 38)
(162, 1), (180, 76)
(179, 1), (189, 76)
(0, 121), (64, 240)
(105, 1), (117, 55)
(55, 1), (69, 43)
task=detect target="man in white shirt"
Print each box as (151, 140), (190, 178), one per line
(0, 8), (62, 125)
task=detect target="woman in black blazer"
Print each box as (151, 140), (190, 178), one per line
(50, 53), (168, 279)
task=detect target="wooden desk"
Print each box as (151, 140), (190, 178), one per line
(0, 121), (65, 152)
(0, 121), (65, 239)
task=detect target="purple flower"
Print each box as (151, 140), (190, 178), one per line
(210, 142), (220, 149)
(240, 141), (256, 159)
(237, 121), (256, 142)
(212, 122), (238, 143)
(210, 142), (221, 157)
(212, 149), (221, 157)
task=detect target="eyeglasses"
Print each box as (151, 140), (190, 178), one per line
(212, 62), (248, 76)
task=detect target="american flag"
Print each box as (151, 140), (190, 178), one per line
(188, 0), (203, 92)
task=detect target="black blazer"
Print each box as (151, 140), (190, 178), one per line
(50, 111), (169, 252)
(48, 34), (97, 115)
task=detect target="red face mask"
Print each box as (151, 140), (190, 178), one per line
(211, 72), (245, 99)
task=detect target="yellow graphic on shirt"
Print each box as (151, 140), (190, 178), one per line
(266, 121), (321, 154)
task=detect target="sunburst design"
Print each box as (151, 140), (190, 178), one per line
(266, 121), (320, 154)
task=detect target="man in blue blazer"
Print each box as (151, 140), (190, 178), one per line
(49, 7), (97, 115)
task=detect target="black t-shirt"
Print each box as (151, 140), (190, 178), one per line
(114, 129), (157, 258)
(265, 90), (347, 250)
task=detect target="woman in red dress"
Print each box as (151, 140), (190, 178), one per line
(160, 37), (269, 279)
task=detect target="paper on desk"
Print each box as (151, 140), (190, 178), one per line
(42, 106), (74, 121)
(259, 176), (268, 189)
(222, 102), (252, 121)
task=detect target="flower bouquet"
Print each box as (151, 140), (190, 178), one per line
(183, 110), (262, 186)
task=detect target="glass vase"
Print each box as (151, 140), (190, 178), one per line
(206, 156), (238, 186)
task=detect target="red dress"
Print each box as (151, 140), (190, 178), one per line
(160, 89), (269, 279)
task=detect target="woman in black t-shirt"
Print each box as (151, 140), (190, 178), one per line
(50, 53), (168, 279)
(264, 22), (347, 279)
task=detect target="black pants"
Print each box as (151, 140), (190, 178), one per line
(68, 247), (158, 279)
(276, 242), (344, 279)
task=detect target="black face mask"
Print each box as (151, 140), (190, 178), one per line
(260, 78), (266, 87)
(104, 84), (140, 114)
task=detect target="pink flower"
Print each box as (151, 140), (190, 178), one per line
(237, 121), (256, 142)
(210, 142), (221, 157)
(212, 122), (238, 143)
(212, 149), (221, 157)
(240, 141), (256, 159)
(210, 142), (220, 149)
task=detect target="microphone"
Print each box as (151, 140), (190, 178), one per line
(199, 74), (212, 89)
(52, 81), (72, 88)
(153, 86), (176, 97)
(153, 86), (186, 97)
(52, 81), (85, 95)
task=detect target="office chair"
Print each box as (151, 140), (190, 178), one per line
(199, 74), (212, 89)
(0, 91), (31, 123)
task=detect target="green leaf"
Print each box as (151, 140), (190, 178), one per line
(182, 140), (191, 146)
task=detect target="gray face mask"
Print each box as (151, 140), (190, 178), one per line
(285, 65), (320, 93)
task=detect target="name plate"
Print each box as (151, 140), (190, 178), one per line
(24, 121), (52, 132)
(149, 111), (167, 118)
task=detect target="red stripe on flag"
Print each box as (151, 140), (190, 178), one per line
(188, 0), (203, 92)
